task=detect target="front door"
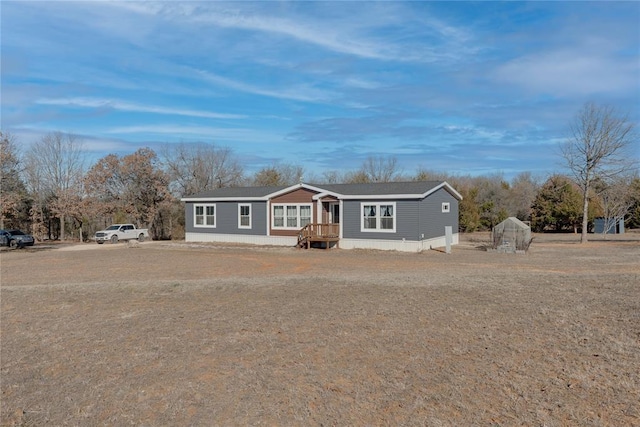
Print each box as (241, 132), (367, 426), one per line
(330, 203), (340, 224)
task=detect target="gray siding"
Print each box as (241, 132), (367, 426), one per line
(342, 199), (419, 241)
(418, 188), (459, 239)
(342, 200), (363, 239)
(185, 201), (268, 235)
(342, 189), (459, 241)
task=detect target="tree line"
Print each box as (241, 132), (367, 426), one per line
(1, 103), (637, 242)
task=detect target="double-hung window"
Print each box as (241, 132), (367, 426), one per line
(363, 205), (377, 229)
(380, 205), (394, 230)
(194, 204), (216, 228)
(361, 202), (395, 232)
(286, 206), (298, 227)
(272, 204), (312, 229)
(238, 204), (251, 229)
(299, 205), (311, 227)
(273, 206), (285, 227)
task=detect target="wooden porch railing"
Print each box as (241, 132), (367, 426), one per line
(297, 223), (339, 249)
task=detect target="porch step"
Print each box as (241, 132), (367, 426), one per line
(296, 223), (339, 249)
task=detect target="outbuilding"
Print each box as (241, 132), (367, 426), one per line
(594, 218), (625, 234)
(492, 217), (532, 253)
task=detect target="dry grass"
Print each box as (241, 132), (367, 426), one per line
(1, 232), (639, 426)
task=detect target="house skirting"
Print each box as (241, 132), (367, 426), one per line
(185, 232), (459, 252)
(185, 232), (297, 247)
(340, 234), (459, 253)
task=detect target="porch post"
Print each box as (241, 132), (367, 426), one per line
(266, 200), (271, 236)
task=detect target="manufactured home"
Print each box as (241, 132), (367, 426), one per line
(181, 181), (461, 252)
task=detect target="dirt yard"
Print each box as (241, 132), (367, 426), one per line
(1, 233), (639, 426)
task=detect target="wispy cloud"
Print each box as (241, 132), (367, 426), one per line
(36, 97), (245, 120)
(289, 113), (508, 144)
(191, 68), (335, 103)
(106, 124), (281, 144)
(108, 1), (471, 63)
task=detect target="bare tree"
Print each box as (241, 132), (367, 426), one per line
(252, 163), (304, 186)
(342, 170), (371, 184)
(24, 132), (86, 240)
(507, 172), (540, 222)
(562, 102), (636, 243)
(474, 174), (510, 229)
(593, 175), (635, 237)
(413, 168), (449, 182)
(628, 177), (640, 229)
(22, 150), (48, 239)
(316, 170), (348, 184)
(360, 155), (400, 182)
(162, 142), (244, 197)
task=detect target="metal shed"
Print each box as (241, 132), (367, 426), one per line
(492, 217), (532, 253)
(594, 218), (625, 234)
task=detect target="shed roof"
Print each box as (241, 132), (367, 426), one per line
(494, 217), (530, 231)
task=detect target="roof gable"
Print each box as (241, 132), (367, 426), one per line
(495, 217), (530, 231)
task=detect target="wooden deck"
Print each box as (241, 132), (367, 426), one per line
(297, 223), (339, 249)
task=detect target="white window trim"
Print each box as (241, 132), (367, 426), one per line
(238, 203), (252, 229)
(194, 203), (216, 228)
(271, 203), (313, 230)
(442, 202), (450, 213)
(360, 202), (396, 233)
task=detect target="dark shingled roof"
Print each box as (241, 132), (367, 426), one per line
(185, 185), (289, 199)
(182, 181), (456, 200)
(311, 181), (444, 196)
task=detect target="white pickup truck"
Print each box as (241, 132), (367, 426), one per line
(95, 224), (149, 244)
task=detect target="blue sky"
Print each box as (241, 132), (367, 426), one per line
(2, 1), (639, 179)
